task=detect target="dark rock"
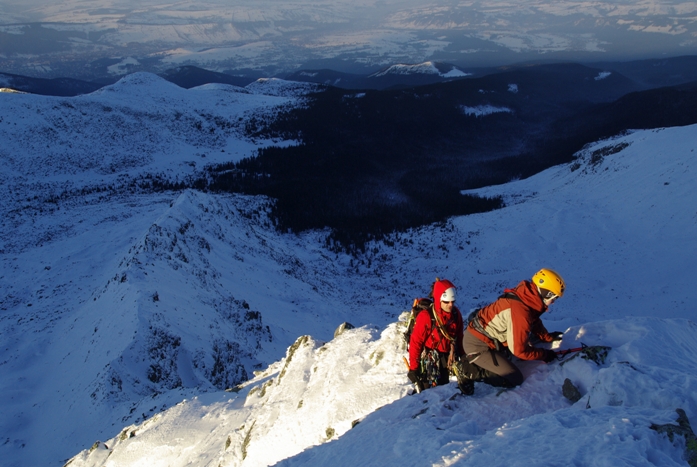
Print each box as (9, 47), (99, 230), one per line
(562, 378), (582, 403)
(333, 322), (355, 338)
(650, 409), (697, 467)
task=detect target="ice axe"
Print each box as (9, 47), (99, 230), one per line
(554, 345), (588, 358)
(554, 343), (612, 365)
(403, 357), (425, 393)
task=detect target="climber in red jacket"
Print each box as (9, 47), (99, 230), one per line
(407, 279), (464, 392)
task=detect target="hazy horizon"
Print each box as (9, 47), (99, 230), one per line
(1, 0), (697, 80)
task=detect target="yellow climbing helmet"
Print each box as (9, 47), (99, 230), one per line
(532, 268), (566, 297)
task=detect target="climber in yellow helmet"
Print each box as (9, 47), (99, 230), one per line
(454, 269), (566, 395)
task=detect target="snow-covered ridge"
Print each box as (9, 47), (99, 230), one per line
(0, 74), (335, 467)
(0, 73), (307, 203)
(69, 317), (697, 467)
(370, 61), (470, 78)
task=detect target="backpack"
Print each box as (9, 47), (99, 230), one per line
(403, 277), (442, 349)
(467, 291), (523, 351)
(403, 297), (435, 351)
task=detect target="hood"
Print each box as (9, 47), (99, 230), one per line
(432, 279), (456, 313)
(507, 280), (547, 313)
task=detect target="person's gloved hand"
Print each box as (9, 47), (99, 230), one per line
(548, 331), (564, 341)
(407, 370), (425, 392)
(542, 349), (557, 363)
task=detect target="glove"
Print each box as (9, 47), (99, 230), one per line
(548, 331), (564, 341)
(542, 349), (557, 363)
(407, 370), (425, 392)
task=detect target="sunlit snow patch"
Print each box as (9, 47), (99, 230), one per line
(371, 61), (469, 78)
(108, 57), (141, 75)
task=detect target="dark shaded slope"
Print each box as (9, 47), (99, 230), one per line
(588, 55), (697, 89)
(203, 63), (655, 250)
(283, 69), (370, 89)
(0, 72), (103, 96)
(159, 66), (256, 89)
(540, 81), (697, 162)
(284, 62), (475, 90)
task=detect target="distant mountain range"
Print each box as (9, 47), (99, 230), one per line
(2, 0), (697, 80)
(284, 61), (477, 90)
(3, 56), (697, 97)
(0, 61), (479, 96)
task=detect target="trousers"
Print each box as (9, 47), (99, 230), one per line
(462, 330), (524, 387)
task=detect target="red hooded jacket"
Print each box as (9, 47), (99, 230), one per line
(408, 280), (464, 371)
(467, 280), (555, 361)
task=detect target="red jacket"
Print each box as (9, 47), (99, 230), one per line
(408, 280), (464, 371)
(467, 280), (554, 361)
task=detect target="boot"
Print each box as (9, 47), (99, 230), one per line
(453, 361), (475, 395)
(457, 374), (475, 395)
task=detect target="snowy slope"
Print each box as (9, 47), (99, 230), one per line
(271, 320), (697, 467)
(69, 318), (697, 467)
(0, 74), (353, 467)
(66, 124), (697, 467)
(1, 73), (696, 467)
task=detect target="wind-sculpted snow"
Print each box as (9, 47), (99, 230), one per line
(67, 318), (697, 467)
(67, 323), (410, 467)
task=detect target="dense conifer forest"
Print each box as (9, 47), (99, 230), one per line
(196, 68), (697, 252)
